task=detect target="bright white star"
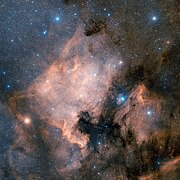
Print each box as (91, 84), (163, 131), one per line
(55, 16), (60, 21)
(152, 16), (157, 21)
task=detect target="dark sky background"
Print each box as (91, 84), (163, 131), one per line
(0, 0), (179, 179)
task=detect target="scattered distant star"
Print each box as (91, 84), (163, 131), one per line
(42, 30), (48, 35)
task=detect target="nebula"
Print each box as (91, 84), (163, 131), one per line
(7, 23), (179, 179)
(1, 1), (179, 179)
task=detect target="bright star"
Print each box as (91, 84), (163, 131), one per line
(120, 96), (125, 102)
(152, 16), (157, 21)
(147, 111), (151, 115)
(117, 94), (126, 105)
(24, 117), (31, 124)
(42, 30), (48, 35)
(55, 16), (60, 21)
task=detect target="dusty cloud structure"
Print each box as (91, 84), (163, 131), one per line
(1, 0), (180, 179)
(19, 25), (123, 147)
(8, 24), (124, 177)
(7, 12), (180, 180)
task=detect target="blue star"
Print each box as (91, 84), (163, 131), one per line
(152, 16), (157, 21)
(6, 83), (13, 91)
(117, 94), (126, 105)
(55, 16), (60, 21)
(54, 16), (62, 24)
(120, 96), (125, 102)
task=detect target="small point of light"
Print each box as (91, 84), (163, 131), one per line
(24, 117), (31, 124)
(93, 73), (97, 77)
(117, 94), (126, 104)
(147, 111), (151, 115)
(55, 16), (60, 21)
(167, 41), (170, 44)
(3, 71), (6, 75)
(152, 16), (157, 21)
(74, 13), (77, 16)
(43, 30), (47, 35)
(119, 61), (123, 64)
(46, 80), (49, 83)
(7, 84), (11, 88)
(107, 13), (111, 17)
(120, 96), (125, 102)
(98, 142), (101, 145)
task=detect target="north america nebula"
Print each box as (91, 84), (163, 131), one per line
(0, 0), (180, 179)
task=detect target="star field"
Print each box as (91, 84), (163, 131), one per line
(0, 0), (180, 179)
